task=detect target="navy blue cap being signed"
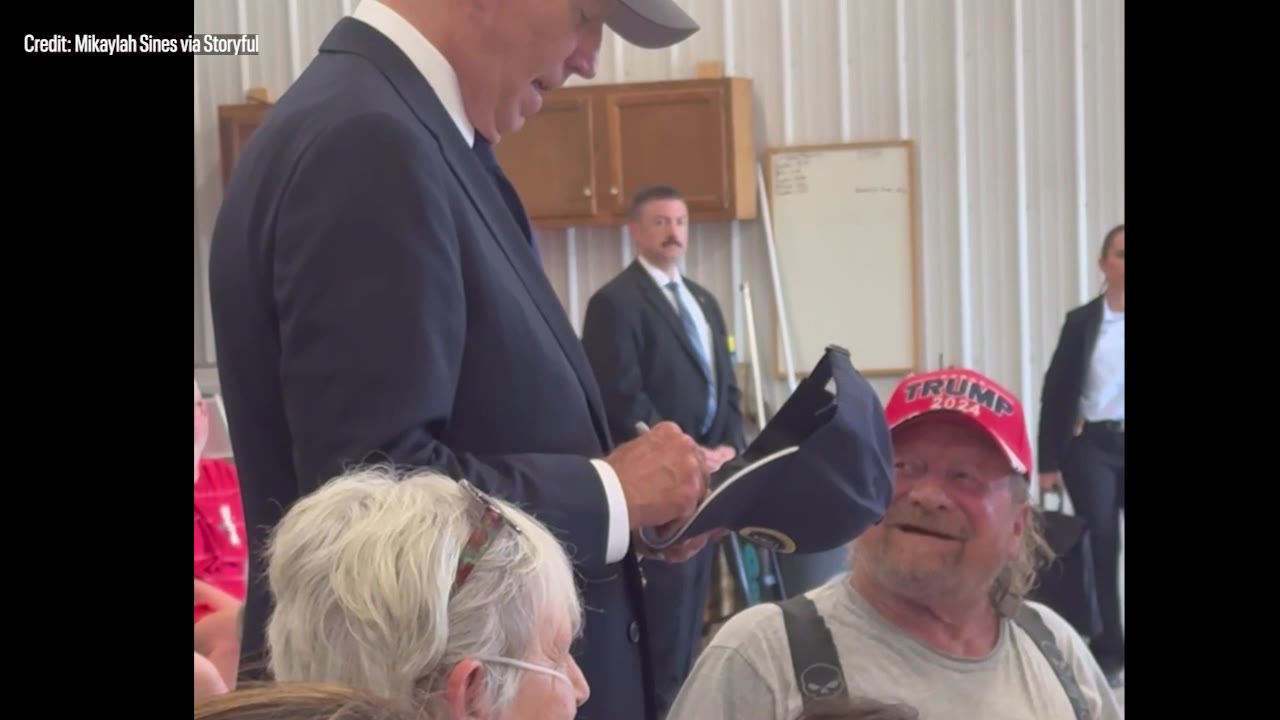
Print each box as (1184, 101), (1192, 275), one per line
(639, 345), (894, 554)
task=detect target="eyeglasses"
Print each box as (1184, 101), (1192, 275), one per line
(476, 656), (573, 685)
(453, 480), (523, 592)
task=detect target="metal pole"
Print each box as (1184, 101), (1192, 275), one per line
(740, 282), (768, 428)
(755, 163), (797, 393)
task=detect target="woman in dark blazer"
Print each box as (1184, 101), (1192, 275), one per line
(1037, 223), (1125, 684)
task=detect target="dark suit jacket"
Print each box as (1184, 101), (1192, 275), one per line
(580, 259), (745, 713)
(207, 18), (652, 720)
(581, 260), (746, 452)
(1037, 295), (1106, 474)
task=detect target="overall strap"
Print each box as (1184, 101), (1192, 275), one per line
(1013, 604), (1093, 720)
(778, 594), (850, 710)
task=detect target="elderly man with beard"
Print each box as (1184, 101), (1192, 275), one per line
(667, 368), (1124, 720)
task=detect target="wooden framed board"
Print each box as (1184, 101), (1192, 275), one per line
(764, 140), (922, 379)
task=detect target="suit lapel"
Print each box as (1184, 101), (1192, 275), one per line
(629, 262), (711, 382)
(1079, 295), (1105, 369)
(452, 156), (615, 449)
(319, 19), (613, 449)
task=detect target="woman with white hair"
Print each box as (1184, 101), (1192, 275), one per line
(264, 466), (590, 719)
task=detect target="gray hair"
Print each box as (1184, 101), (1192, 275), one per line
(264, 466), (582, 714)
(990, 478), (1055, 617)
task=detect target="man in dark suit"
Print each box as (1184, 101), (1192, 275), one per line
(206, 2), (714, 719)
(580, 185), (747, 717)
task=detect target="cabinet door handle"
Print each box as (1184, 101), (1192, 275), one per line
(583, 187), (593, 197)
(609, 186), (619, 196)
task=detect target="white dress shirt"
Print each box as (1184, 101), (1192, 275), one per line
(1079, 300), (1124, 422)
(351, 0), (631, 565)
(636, 255), (716, 386)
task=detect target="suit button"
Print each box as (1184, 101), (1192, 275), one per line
(628, 620), (641, 644)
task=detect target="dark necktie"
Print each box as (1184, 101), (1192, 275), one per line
(472, 133), (540, 264)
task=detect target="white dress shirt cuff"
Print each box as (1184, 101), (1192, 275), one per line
(590, 458), (631, 564)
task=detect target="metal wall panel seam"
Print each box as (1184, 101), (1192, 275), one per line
(567, 229), (581, 335)
(837, 0), (850, 140)
(235, 0), (251, 96)
(286, 0), (304, 82)
(954, 0), (974, 367)
(723, 0), (744, 352)
(1013, 0), (1036, 457)
(612, 20), (625, 80)
(1072, 0), (1090, 303)
(780, 0), (793, 143)
(895, 0), (909, 138)
(194, 51), (206, 365)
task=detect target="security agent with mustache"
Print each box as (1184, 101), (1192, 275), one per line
(667, 368), (1123, 720)
(581, 185), (747, 717)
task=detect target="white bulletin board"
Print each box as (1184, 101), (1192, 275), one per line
(764, 140), (921, 378)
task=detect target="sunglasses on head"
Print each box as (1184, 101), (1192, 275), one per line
(453, 479), (523, 592)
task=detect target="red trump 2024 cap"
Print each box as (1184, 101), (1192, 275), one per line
(884, 367), (1032, 476)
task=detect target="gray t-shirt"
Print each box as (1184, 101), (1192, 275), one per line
(667, 576), (1124, 720)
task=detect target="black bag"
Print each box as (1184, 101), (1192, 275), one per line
(1029, 489), (1103, 640)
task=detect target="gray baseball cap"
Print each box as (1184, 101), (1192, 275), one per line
(607, 0), (700, 49)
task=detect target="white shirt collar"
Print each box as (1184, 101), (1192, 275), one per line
(351, 0), (475, 147)
(1101, 297), (1123, 322)
(637, 254), (682, 289)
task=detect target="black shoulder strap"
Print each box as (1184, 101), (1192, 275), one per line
(1013, 604), (1093, 720)
(777, 594), (850, 710)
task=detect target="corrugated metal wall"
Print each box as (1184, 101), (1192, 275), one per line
(195, 0), (1124, 443)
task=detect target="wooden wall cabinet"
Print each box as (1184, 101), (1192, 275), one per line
(216, 79), (757, 228)
(495, 77), (757, 228)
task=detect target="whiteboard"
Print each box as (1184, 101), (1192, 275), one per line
(764, 140), (921, 378)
